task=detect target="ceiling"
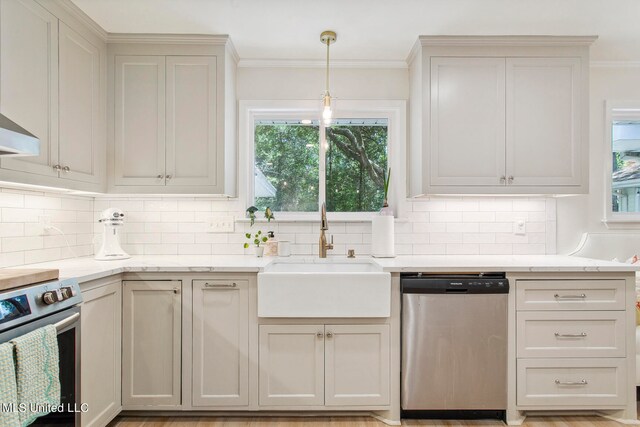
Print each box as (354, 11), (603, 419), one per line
(71, 0), (640, 63)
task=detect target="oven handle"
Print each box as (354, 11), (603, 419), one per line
(54, 312), (80, 332)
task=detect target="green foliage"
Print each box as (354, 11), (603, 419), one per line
(254, 122), (388, 213)
(246, 206), (258, 226)
(245, 230), (267, 248)
(255, 124), (319, 212)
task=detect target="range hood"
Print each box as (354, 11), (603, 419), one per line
(0, 114), (39, 156)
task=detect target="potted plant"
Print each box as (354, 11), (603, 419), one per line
(244, 230), (268, 257)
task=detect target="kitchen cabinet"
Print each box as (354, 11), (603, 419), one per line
(512, 275), (635, 414)
(80, 281), (122, 427)
(0, 0), (58, 178)
(192, 279), (249, 407)
(57, 21), (103, 185)
(0, 0), (105, 191)
(409, 36), (594, 195)
(258, 324), (390, 408)
(108, 37), (237, 195)
(122, 280), (182, 407)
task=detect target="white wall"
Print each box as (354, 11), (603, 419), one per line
(556, 66), (640, 254)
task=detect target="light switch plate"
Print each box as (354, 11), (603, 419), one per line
(209, 216), (234, 233)
(514, 218), (526, 236)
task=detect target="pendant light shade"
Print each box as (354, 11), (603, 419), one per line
(320, 31), (337, 125)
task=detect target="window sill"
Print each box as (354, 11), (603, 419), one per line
(237, 216), (407, 224)
(601, 218), (640, 229)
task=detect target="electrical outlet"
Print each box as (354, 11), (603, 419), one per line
(38, 215), (52, 234)
(514, 218), (526, 236)
(209, 216), (234, 233)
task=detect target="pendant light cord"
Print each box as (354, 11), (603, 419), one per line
(325, 39), (330, 95)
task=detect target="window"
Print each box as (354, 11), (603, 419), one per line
(253, 118), (388, 213)
(604, 101), (640, 224)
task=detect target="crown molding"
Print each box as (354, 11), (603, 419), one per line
(53, 0), (108, 41)
(237, 58), (407, 69)
(106, 33), (232, 45)
(405, 39), (422, 65)
(418, 35), (599, 46)
(226, 38), (240, 64)
(590, 61), (640, 68)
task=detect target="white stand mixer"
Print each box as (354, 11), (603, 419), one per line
(95, 208), (130, 261)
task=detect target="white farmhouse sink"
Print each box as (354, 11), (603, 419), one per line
(257, 259), (391, 318)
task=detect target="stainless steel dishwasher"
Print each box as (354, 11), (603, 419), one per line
(401, 273), (508, 418)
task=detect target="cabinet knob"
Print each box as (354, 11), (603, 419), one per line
(157, 174), (164, 179)
(173, 288), (180, 294)
(166, 174), (172, 180)
(499, 176), (506, 184)
(53, 165), (61, 171)
(317, 332), (324, 338)
(62, 166), (70, 173)
(507, 176), (514, 184)
(326, 332), (333, 339)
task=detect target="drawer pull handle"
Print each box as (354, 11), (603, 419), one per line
(555, 379), (587, 386)
(555, 332), (587, 338)
(204, 282), (237, 288)
(554, 293), (586, 300)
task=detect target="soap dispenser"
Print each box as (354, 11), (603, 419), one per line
(264, 231), (278, 257)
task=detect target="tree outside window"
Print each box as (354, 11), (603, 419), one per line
(254, 119), (388, 213)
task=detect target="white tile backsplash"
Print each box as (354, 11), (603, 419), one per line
(0, 187), (557, 267)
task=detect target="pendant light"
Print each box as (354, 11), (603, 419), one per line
(320, 30), (337, 126)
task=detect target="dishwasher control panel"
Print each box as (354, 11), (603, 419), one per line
(401, 273), (509, 294)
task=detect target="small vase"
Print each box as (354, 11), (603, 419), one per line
(255, 246), (264, 257)
(380, 200), (394, 216)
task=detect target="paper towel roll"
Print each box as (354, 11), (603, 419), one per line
(371, 215), (395, 258)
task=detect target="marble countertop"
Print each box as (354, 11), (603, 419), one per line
(12, 254), (639, 285)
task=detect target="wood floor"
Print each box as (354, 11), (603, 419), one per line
(108, 415), (629, 426)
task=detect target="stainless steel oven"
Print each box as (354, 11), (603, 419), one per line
(0, 278), (82, 426)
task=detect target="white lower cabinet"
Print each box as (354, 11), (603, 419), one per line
(122, 280), (182, 407)
(259, 324), (390, 408)
(80, 281), (121, 427)
(259, 324), (325, 406)
(517, 358), (627, 407)
(192, 279), (249, 407)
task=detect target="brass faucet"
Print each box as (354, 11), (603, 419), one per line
(319, 203), (333, 258)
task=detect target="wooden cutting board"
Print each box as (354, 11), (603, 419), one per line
(0, 268), (59, 291)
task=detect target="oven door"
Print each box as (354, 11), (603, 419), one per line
(0, 307), (81, 427)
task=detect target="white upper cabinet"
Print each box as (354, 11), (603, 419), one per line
(58, 21), (103, 185)
(114, 55), (166, 186)
(166, 56), (219, 187)
(0, 0), (58, 177)
(108, 37), (237, 195)
(430, 57), (506, 187)
(409, 36), (595, 196)
(0, 0), (106, 191)
(506, 57), (582, 187)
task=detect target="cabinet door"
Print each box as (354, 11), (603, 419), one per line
(122, 280), (181, 407)
(325, 324), (390, 406)
(259, 324), (324, 406)
(192, 279), (248, 407)
(506, 57), (582, 187)
(58, 22), (101, 184)
(166, 56), (219, 188)
(114, 56), (166, 186)
(0, 0), (58, 177)
(430, 57), (506, 187)
(80, 282), (121, 427)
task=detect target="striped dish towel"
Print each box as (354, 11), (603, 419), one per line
(0, 341), (19, 426)
(11, 325), (60, 427)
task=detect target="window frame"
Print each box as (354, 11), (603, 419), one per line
(239, 100), (406, 221)
(603, 100), (640, 226)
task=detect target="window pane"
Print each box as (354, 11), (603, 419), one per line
(612, 120), (640, 213)
(254, 121), (319, 212)
(326, 119), (388, 212)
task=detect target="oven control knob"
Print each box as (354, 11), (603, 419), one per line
(42, 291), (57, 305)
(60, 287), (76, 300)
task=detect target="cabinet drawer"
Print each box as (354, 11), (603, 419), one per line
(516, 280), (625, 311)
(517, 311), (626, 358)
(517, 358), (626, 407)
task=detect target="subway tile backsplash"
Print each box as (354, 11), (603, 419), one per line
(0, 187), (556, 267)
